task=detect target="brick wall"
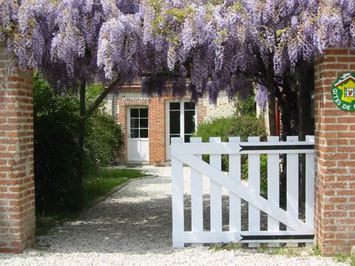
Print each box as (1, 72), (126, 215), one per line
(149, 97), (166, 164)
(116, 97), (128, 163)
(314, 48), (355, 255)
(0, 44), (35, 252)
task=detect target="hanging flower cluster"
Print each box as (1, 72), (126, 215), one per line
(0, 0), (354, 102)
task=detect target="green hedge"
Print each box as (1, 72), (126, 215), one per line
(33, 75), (82, 213)
(85, 114), (123, 168)
(196, 115), (266, 142)
(33, 74), (123, 214)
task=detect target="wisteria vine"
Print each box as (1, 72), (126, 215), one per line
(0, 0), (354, 102)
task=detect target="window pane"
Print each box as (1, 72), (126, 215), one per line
(140, 108), (148, 118)
(170, 110), (180, 134)
(140, 118), (148, 128)
(140, 129), (148, 138)
(184, 110), (195, 134)
(184, 102), (195, 110)
(130, 129), (139, 138)
(170, 102), (180, 110)
(131, 109), (139, 118)
(130, 118), (139, 128)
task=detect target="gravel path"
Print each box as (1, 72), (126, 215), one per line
(0, 166), (345, 266)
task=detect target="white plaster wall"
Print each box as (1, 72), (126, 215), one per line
(102, 93), (113, 115)
(202, 91), (236, 122)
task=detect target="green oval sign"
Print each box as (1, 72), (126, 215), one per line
(332, 72), (355, 111)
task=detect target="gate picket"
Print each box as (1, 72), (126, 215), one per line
(210, 137), (222, 232)
(229, 137), (241, 233)
(171, 138), (184, 248)
(248, 137), (260, 247)
(305, 136), (315, 246)
(191, 138), (203, 232)
(267, 136), (280, 247)
(286, 136), (299, 247)
(190, 137), (203, 233)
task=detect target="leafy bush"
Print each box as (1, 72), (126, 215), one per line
(194, 116), (236, 142)
(33, 74), (123, 214)
(235, 93), (257, 117)
(228, 115), (266, 141)
(33, 74), (83, 213)
(85, 114), (123, 168)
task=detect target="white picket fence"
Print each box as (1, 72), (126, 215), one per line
(171, 136), (315, 248)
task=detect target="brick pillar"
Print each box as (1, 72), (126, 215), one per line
(116, 98), (127, 163)
(149, 97), (166, 164)
(314, 48), (355, 255)
(0, 43), (35, 252)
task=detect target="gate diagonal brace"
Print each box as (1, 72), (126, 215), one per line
(174, 154), (313, 233)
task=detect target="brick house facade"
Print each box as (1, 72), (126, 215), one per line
(107, 86), (236, 164)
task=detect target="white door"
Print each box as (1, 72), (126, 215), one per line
(166, 101), (196, 160)
(127, 107), (149, 162)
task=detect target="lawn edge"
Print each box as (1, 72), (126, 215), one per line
(84, 171), (156, 210)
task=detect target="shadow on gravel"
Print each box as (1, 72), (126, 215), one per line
(36, 177), (175, 255)
(34, 174), (268, 256)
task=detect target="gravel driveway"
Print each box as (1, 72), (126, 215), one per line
(0, 166), (346, 266)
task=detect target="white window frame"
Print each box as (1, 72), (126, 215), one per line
(165, 100), (197, 160)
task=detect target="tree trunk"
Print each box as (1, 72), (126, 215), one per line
(295, 61), (314, 141)
(278, 75), (294, 141)
(295, 60), (314, 220)
(266, 67), (277, 136)
(77, 78), (87, 206)
(268, 90), (277, 136)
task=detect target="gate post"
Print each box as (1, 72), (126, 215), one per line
(314, 48), (355, 255)
(0, 43), (35, 252)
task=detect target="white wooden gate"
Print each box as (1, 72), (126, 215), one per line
(171, 136), (315, 248)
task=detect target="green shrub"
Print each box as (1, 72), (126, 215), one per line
(33, 74), (83, 213)
(196, 115), (266, 143)
(228, 115), (266, 141)
(195, 116), (236, 142)
(85, 114), (123, 168)
(235, 93), (257, 117)
(33, 74), (123, 214)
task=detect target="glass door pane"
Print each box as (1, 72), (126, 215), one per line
(184, 102), (195, 142)
(169, 103), (181, 144)
(130, 108), (148, 139)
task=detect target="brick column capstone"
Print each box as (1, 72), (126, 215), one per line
(314, 48), (355, 255)
(0, 43), (35, 252)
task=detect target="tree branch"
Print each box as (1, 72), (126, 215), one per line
(86, 76), (121, 118)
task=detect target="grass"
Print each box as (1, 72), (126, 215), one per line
(334, 253), (355, 266)
(210, 243), (355, 265)
(83, 168), (149, 205)
(36, 168), (148, 237)
(210, 243), (317, 257)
